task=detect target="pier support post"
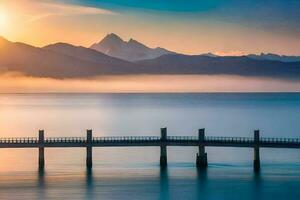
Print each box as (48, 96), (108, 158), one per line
(160, 128), (167, 167)
(86, 130), (93, 168)
(196, 128), (208, 168)
(38, 130), (45, 170)
(253, 130), (260, 172)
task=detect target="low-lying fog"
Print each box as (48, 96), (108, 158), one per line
(1, 73), (300, 93)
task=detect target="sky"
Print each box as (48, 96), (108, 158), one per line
(0, 0), (300, 55)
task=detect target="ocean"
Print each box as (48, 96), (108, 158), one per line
(0, 93), (300, 200)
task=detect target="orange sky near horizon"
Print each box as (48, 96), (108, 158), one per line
(0, 0), (300, 56)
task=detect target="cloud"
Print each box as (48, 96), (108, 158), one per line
(28, 1), (117, 22)
(3, 0), (117, 23)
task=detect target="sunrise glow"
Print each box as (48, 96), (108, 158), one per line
(0, 7), (8, 33)
(1, 0), (300, 55)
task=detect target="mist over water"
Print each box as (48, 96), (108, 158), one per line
(1, 74), (300, 92)
(1, 93), (300, 199)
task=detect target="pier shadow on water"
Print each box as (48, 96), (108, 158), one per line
(194, 165), (265, 200)
(85, 168), (94, 199)
(28, 163), (300, 200)
(159, 167), (170, 200)
(252, 171), (263, 200)
(195, 168), (208, 199)
(34, 166), (264, 200)
(81, 166), (171, 200)
(37, 168), (46, 200)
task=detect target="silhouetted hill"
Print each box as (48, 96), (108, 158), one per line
(44, 42), (135, 67)
(137, 54), (300, 79)
(90, 33), (175, 61)
(247, 53), (300, 62)
(0, 38), (141, 78)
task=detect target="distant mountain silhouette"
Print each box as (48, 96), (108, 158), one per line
(0, 37), (141, 78)
(1, 36), (300, 79)
(200, 52), (219, 57)
(247, 53), (300, 62)
(44, 42), (134, 66)
(90, 33), (175, 61)
(137, 54), (300, 79)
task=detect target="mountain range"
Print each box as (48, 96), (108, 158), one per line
(247, 53), (300, 62)
(0, 34), (300, 79)
(0, 36), (141, 78)
(90, 33), (174, 61)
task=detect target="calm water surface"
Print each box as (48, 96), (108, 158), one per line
(0, 93), (300, 200)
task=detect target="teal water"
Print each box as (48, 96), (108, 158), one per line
(0, 93), (300, 200)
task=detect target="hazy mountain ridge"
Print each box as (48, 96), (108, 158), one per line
(43, 42), (134, 66)
(90, 33), (175, 61)
(0, 37), (142, 78)
(192, 52), (300, 62)
(247, 53), (300, 62)
(137, 54), (300, 79)
(1, 35), (300, 79)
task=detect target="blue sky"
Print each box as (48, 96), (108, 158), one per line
(66, 0), (223, 12)
(62, 0), (300, 33)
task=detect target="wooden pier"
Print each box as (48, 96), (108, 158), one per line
(1, 128), (300, 171)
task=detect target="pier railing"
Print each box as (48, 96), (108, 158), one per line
(1, 136), (300, 145)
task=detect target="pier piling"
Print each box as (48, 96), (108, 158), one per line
(160, 128), (167, 167)
(253, 130), (260, 172)
(38, 130), (45, 170)
(86, 130), (93, 168)
(196, 128), (208, 168)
